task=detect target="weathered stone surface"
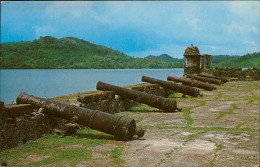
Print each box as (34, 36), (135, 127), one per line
(0, 101), (4, 109)
(4, 104), (34, 118)
(77, 91), (115, 103)
(163, 139), (216, 167)
(0, 113), (62, 151)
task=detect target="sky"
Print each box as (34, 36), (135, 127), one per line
(1, 1), (260, 58)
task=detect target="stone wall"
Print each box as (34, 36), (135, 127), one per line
(203, 67), (260, 80)
(0, 103), (64, 151)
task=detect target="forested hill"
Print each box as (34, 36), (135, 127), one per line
(1, 36), (182, 69)
(147, 53), (260, 68)
(1, 36), (259, 69)
(210, 52), (260, 67)
(145, 54), (183, 63)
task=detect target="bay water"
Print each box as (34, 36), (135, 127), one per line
(0, 69), (184, 104)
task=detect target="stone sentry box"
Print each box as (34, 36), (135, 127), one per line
(183, 44), (211, 75)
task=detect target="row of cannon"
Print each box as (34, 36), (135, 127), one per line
(17, 74), (227, 140)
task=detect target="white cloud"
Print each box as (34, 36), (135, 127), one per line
(32, 25), (55, 38)
(228, 2), (260, 24)
(39, 1), (260, 56)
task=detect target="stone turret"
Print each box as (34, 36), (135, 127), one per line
(183, 44), (201, 74)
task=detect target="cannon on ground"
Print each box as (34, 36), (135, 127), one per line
(17, 92), (144, 141)
(197, 74), (228, 83)
(167, 76), (216, 91)
(141, 75), (200, 97)
(186, 74), (222, 85)
(96, 81), (181, 112)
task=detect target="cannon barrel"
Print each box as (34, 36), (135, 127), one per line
(96, 81), (180, 112)
(186, 74), (222, 85)
(141, 75), (200, 97)
(16, 92), (144, 140)
(167, 76), (216, 91)
(197, 74), (228, 83)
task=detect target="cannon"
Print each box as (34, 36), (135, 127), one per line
(197, 74), (228, 83)
(141, 75), (200, 97)
(186, 74), (222, 85)
(96, 81), (180, 112)
(16, 92), (144, 141)
(167, 76), (216, 91)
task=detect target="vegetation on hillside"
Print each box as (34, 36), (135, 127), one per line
(210, 52), (260, 67)
(145, 54), (183, 63)
(1, 36), (259, 69)
(1, 36), (181, 69)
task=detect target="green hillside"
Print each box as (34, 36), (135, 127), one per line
(211, 52), (260, 67)
(0, 36), (180, 69)
(145, 54), (183, 63)
(1, 36), (259, 69)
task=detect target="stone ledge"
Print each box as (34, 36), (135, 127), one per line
(4, 104), (34, 118)
(77, 91), (115, 103)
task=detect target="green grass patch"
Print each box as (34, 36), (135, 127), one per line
(210, 144), (225, 167)
(114, 113), (143, 123)
(183, 100), (206, 127)
(0, 128), (110, 166)
(236, 118), (258, 129)
(129, 103), (159, 112)
(216, 109), (234, 119)
(184, 131), (207, 143)
(243, 93), (260, 104)
(105, 143), (125, 167)
(215, 91), (223, 100)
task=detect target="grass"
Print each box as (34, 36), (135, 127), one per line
(0, 128), (110, 167)
(183, 100), (206, 127)
(184, 130), (207, 143)
(114, 113), (143, 123)
(216, 103), (239, 119)
(215, 91), (223, 100)
(210, 144), (225, 167)
(106, 144), (125, 167)
(129, 103), (159, 112)
(235, 118), (258, 129)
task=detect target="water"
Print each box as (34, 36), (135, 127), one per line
(0, 69), (184, 104)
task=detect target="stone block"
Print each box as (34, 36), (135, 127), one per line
(4, 104), (34, 118)
(77, 91), (115, 103)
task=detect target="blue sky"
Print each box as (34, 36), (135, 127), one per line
(1, 1), (260, 58)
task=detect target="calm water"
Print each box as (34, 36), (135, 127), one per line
(0, 69), (184, 104)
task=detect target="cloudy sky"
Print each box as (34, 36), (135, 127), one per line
(1, 1), (260, 58)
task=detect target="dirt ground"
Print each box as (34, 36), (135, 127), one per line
(1, 81), (259, 167)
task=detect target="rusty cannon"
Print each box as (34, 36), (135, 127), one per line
(96, 81), (181, 112)
(197, 74), (228, 83)
(186, 74), (222, 85)
(167, 76), (216, 91)
(141, 75), (200, 97)
(16, 92), (144, 141)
